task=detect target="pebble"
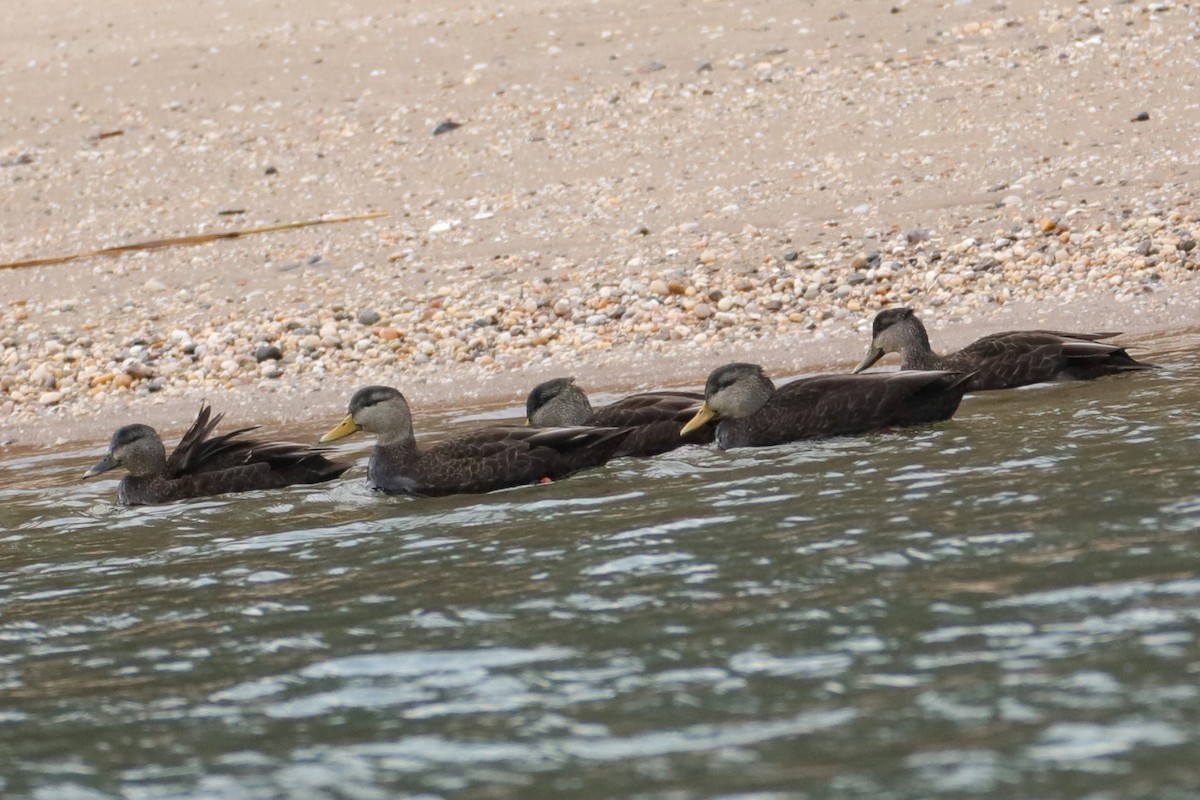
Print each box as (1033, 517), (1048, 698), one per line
(255, 344), (284, 362)
(357, 310), (382, 326)
(124, 361), (156, 379)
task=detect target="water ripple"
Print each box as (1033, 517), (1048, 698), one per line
(1, 338), (1198, 798)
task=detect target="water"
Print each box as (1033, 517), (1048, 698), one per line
(2, 332), (1199, 799)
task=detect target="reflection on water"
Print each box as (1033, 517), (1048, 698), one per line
(1, 331), (1199, 799)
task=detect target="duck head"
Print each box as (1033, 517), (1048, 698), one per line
(853, 307), (931, 373)
(525, 377), (594, 427)
(321, 385), (414, 447)
(83, 424), (167, 479)
(681, 363), (776, 433)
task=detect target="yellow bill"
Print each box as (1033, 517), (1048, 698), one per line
(680, 402), (716, 435)
(320, 415), (361, 442)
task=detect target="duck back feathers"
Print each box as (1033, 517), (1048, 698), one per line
(525, 377), (713, 457)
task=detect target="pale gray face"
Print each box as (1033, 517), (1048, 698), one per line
(83, 424), (168, 479)
(348, 385), (415, 445)
(703, 363), (776, 420)
(870, 307), (920, 354)
(526, 377), (593, 427)
(855, 308), (926, 373)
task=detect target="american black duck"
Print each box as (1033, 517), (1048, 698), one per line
(854, 307), (1153, 391)
(83, 403), (350, 506)
(680, 362), (972, 449)
(320, 385), (631, 497)
(525, 377), (714, 457)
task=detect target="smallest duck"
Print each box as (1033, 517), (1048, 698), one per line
(83, 404), (350, 506)
(525, 377), (713, 457)
(854, 307), (1154, 392)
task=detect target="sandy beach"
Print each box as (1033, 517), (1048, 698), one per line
(1, 0), (1197, 449)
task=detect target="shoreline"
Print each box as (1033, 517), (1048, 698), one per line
(3, 287), (1192, 452)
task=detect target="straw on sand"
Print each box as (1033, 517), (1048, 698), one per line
(0, 211), (388, 271)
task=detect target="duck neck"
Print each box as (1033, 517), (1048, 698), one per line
(897, 319), (942, 370)
(374, 429), (418, 454)
(368, 437), (419, 489)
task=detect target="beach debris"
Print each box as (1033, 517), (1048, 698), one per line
(0, 212), (386, 271)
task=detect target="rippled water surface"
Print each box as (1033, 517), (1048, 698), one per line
(3, 332), (1199, 799)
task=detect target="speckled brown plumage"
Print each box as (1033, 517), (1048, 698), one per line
(83, 404), (351, 505)
(323, 385), (630, 497)
(683, 363), (972, 450)
(855, 307), (1154, 391)
(525, 377), (714, 456)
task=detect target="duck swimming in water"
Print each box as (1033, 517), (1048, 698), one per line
(681, 362), (973, 450)
(854, 307), (1154, 391)
(525, 377), (714, 457)
(83, 403), (350, 505)
(321, 385), (631, 497)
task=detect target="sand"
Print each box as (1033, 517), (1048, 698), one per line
(1, 0), (1197, 450)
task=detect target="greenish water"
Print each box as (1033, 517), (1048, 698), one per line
(2, 331), (1199, 800)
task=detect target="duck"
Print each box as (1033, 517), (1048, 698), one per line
(83, 403), (351, 505)
(320, 385), (631, 497)
(853, 307), (1154, 391)
(525, 377), (714, 457)
(681, 362), (973, 449)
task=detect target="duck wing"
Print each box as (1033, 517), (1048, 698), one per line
(1057, 340), (1155, 379)
(976, 329), (1122, 344)
(589, 392), (704, 427)
(949, 331), (1151, 390)
(235, 440), (353, 484)
(167, 403), (350, 486)
(165, 404), (254, 477)
(590, 392), (713, 456)
(720, 370), (970, 449)
(158, 462), (276, 501)
(401, 425), (630, 496)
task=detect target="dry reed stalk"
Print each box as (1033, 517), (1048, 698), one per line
(0, 211), (388, 271)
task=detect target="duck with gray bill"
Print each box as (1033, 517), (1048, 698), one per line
(321, 385), (631, 497)
(83, 403), (350, 505)
(681, 362), (973, 449)
(854, 307), (1154, 391)
(525, 377), (714, 457)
